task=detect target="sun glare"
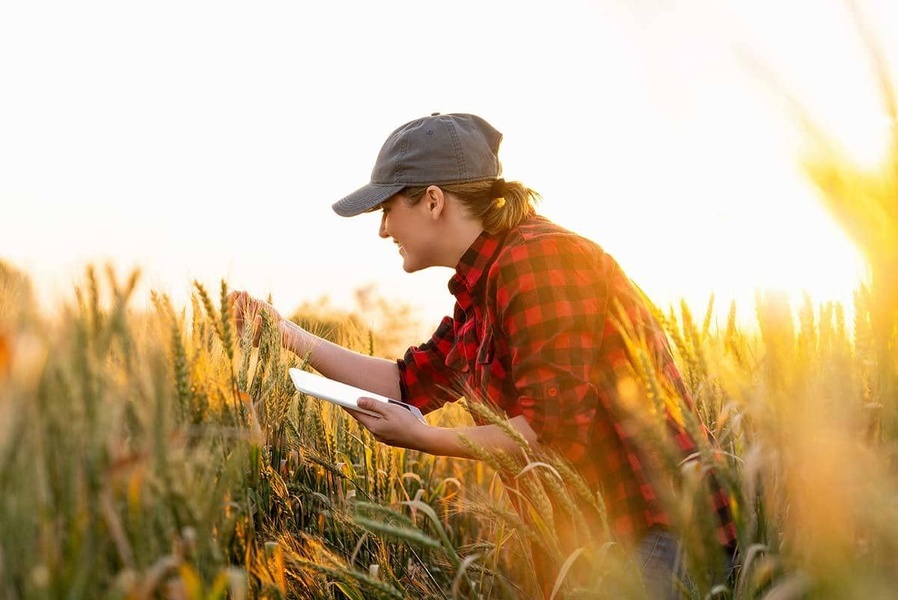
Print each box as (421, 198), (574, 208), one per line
(0, 0), (887, 336)
(829, 112), (895, 170)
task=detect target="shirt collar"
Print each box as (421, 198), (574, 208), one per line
(448, 228), (507, 311)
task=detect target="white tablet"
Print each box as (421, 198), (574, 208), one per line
(289, 368), (424, 422)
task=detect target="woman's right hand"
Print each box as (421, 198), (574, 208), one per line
(228, 290), (283, 347)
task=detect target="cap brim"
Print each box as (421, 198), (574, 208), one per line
(332, 183), (405, 217)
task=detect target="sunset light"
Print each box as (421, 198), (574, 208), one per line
(3, 2), (898, 598)
(1, 1), (889, 330)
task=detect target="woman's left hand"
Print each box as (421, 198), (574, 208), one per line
(350, 397), (430, 451)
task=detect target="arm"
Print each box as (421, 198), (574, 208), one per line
(279, 320), (401, 400)
(491, 235), (609, 464)
(353, 397), (540, 459)
(232, 291), (539, 458)
(421, 414), (540, 458)
(230, 290), (401, 399)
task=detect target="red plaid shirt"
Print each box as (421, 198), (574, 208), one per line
(397, 215), (736, 548)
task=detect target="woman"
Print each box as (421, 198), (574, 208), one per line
(232, 113), (737, 598)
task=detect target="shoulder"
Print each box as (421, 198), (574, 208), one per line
(496, 215), (609, 270)
(506, 214), (581, 241)
(483, 216), (629, 309)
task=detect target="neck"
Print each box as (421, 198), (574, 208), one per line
(429, 190), (485, 267)
(450, 223), (485, 266)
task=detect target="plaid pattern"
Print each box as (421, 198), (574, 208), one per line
(397, 215), (737, 548)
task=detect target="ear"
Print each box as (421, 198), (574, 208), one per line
(423, 185), (445, 219)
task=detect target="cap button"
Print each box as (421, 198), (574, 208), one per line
(431, 112), (440, 116)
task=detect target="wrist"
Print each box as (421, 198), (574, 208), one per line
(412, 422), (439, 454)
(277, 318), (291, 344)
(279, 319), (304, 353)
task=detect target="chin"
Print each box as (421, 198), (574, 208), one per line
(401, 257), (427, 273)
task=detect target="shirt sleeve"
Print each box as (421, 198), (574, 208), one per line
(491, 233), (614, 465)
(396, 316), (462, 415)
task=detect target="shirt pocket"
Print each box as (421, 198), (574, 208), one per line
(445, 345), (468, 372)
(476, 329), (495, 365)
(446, 319), (475, 372)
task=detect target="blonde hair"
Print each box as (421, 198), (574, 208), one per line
(401, 180), (540, 233)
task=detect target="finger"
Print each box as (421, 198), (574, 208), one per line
(252, 313), (263, 346)
(229, 290), (246, 309)
(230, 291), (250, 325)
(350, 405), (388, 437)
(352, 411), (380, 430)
(340, 405), (363, 421)
(356, 397), (386, 417)
(231, 297), (246, 333)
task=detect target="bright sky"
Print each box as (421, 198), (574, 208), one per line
(1, 0), (893, 332)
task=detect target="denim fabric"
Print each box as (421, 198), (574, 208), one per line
(636, 527), (738, 599)
(637, 527), (687, 599)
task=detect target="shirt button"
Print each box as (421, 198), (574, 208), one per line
(548, 388), (558, 398)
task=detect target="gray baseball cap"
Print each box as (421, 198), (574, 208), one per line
(332, 112), (503, 217)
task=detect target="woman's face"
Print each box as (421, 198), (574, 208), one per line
(378, 194), (440, 273)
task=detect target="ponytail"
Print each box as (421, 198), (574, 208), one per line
(402, 179), (540, 233)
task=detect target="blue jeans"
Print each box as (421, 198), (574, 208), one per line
(636, 527), (737, 599)
(637, 527), (687, 599)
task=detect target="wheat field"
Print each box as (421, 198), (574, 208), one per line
(1, 252), (897, 599)
(2, 4), (897, 596)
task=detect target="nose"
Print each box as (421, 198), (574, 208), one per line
(378, 212), (389, 239)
